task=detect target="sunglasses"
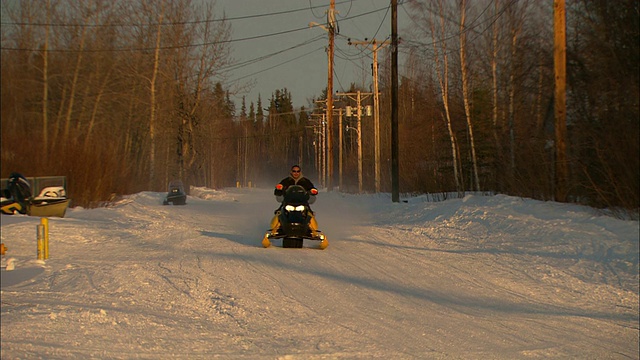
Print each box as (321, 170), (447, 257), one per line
(291, 170), (301, 173)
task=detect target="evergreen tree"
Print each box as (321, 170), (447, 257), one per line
(249, 101), (256, 125)
(256, 94), (264, 124)
(208, 82), (236, 188)
(225, 91), (236, 119)
(265, 88), (299, 171)
(240, 96), (247, 121)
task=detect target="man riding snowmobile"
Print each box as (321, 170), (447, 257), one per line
(262, 165), (328, 249)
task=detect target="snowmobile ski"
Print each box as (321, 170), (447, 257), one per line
(262, 230), (328, 249)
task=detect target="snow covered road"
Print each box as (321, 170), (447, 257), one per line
(1, 187), (638, 359)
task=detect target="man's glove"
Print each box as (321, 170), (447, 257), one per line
(310, 188), (318, 195)
(274, 183), (284, 197)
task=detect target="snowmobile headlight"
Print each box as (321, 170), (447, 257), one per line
(284, 205), (306, 212)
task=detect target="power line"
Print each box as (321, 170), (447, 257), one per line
(366, 2), (391, 45)
(1, 2), (400, 107)
(399, 0), (515, 47)
(228, 46), (325, 83)
(1, 23), (321, 52)
(2, 36), (325, 104)
(1, 5), (391, 53)
(0, 0), (355, 28)
(220, 35), (325, 73)
(309, 0), (327, 19)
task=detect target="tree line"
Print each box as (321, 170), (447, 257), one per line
(1, 0), (637, 213)
(392, 0), (638, 212)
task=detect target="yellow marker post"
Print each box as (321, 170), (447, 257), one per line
(41, 218), (49, 259)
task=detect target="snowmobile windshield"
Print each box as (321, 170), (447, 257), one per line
(168, 180), (185, 193)
(283, 185), (310, 206)
(8, 173), (32, 201)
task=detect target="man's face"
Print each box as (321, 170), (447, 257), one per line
(291, 167), (301, 179)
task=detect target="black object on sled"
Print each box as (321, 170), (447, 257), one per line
(1, 173), (32, 215)
(163, 180), (187, 205)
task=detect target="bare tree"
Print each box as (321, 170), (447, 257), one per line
(429, 0), (462, 193)
(60, 1), (92, 148)
(458, 0), (480, 191)
(42, 0), (51, 162)
(171, 1), (232, 187)
(147, 2), (164, 188)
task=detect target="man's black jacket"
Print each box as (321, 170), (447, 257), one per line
(274, 176), (316, 197)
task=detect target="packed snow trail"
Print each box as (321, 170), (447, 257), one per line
(1, 187), (638, 359)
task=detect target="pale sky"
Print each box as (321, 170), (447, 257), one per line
(217, 0), (405, 109)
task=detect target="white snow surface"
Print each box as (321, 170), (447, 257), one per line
(1, 187), (638, 359)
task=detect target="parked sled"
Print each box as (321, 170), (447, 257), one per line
(1, 174), (69, 218)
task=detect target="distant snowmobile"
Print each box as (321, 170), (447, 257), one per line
(163, 180), (187, 205)
(262, 185), (328, 249)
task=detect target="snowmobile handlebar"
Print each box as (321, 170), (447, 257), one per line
(274, 185), (317, 205)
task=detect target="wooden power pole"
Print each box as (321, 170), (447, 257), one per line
(391, 0), (399, 202)
(336, 91), (373, 194)
(554, 0), (568, 202)
(337, 107), (343, 190)
(310, 1), (337, 191)
(348, 39), (390, 193)
(326, 0), (336, 191)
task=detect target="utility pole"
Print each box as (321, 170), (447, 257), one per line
(337, 91), (372, 193)
(348, 38), (390, 193)
(315, 125), (320, 183)
(321, 113), (326, 187)
(337, 107), (344, 191)
(355, 92), (363, 194)
(310, 2), (337, 191)
(326, 0), (335, 191)
(391, 0), (399, 202)
(244, 121), (249, 186)
(554, 0), (568, 202)
(317, 122), (322, 186)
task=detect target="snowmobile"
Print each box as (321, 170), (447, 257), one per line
(162, 180), (187, 205)
(262, 185), (328, 249)
(1, 174), (70, 217)
(1, 173), (32, 215)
